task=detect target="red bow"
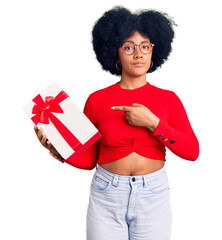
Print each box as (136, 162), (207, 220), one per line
(31, 91), (68, 124)
(31, 91), (82, 152)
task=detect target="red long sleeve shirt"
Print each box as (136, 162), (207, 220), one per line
(65, 81), (199, 169)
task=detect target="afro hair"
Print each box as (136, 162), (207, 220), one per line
(91, 5), (178, 75)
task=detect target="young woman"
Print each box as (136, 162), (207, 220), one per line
(34, 6), (199, 240)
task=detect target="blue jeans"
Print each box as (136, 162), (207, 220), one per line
(86, 164), (173, 240)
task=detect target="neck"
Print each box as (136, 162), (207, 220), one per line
(119, 72), (147, 90)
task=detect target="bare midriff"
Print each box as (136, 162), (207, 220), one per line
(99, 152), (165, 176)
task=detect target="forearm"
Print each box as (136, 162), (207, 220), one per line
(64, 141), (100, 170)
(149, 118), (199, 161)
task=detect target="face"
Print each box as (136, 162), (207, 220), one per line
(117, 31), (153, 77)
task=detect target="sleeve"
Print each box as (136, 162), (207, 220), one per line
(66, 95), (100, 170)
(150, 92), (199, 161)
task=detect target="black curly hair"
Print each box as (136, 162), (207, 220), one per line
(91, 5), (177, 75)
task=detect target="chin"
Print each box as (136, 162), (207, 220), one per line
(123, 67), (149, 77)
(131, 70), (148, 77)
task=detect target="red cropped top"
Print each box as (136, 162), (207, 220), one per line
(65, 81), (199, 170)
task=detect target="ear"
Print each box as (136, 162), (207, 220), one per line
(117, 48), (122, 61)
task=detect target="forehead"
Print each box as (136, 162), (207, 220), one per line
(124, 31), (150, 43)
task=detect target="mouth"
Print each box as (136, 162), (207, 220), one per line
(132, 62), (145, 66)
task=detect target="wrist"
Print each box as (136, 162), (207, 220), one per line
(49, 151), (64, 162)
(147, 116), (160, 133)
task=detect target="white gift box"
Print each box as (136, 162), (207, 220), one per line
(23, 81), (102, 161)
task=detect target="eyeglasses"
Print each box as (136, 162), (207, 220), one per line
(121, 41), (154, 55)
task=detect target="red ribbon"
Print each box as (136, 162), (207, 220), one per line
(31, 91), (82, 152)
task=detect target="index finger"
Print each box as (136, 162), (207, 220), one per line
(34, 124), (38, 135)
(111, 106), (131, 111)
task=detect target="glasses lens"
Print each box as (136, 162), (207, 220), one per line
(140, 43), (153, 54)
(122, 42), (135, 55)
(122, 42), (153, 55)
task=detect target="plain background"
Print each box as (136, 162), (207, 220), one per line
(1, 0), (221, 239)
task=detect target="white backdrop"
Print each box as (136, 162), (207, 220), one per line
(1, 0), (221, 239)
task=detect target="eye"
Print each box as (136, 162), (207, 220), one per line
(123, 45), (133, 50)
(142, 45), (150, 49)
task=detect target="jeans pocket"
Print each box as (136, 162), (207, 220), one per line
(149, 174), (170, 194)
(91, 173), (112, 192)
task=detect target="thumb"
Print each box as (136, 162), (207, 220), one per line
(131, 103), (143, 107)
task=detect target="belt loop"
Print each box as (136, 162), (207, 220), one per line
(142, 176), (151, 188)
(112, 175), (119, 187)
(142, 176), (147, 187)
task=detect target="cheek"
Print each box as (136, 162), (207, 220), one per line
(145, 54), (152, 62)
(120, 57), (132, 68)
(118, 49), (131, 65)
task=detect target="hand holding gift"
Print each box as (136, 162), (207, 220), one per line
(23, 82), (102, 169)
(33, 124), (64, 162)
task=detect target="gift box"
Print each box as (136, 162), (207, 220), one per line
(23, 81), (102, 163)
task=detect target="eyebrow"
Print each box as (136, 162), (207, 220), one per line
(123, 40), (150, 44)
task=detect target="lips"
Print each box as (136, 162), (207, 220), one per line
(132, 62), (145, 66)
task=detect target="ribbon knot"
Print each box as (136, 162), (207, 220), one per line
(31, 92), (67, 124)
(31, 90), (82, 153)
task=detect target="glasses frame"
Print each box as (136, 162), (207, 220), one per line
(121, 41), (155, 55)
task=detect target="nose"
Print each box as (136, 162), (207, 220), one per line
(134, 46), (143, 58)
(134, 52), (143, 58)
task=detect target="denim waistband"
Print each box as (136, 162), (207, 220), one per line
(96, 163), (167, 186)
